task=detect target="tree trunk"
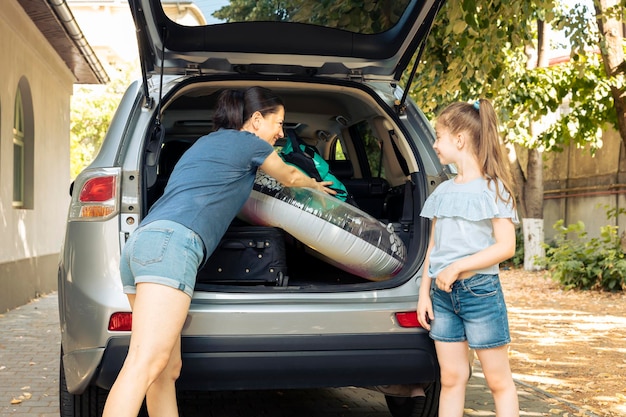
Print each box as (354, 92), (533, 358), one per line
(523, 148), (544, 218)
(523, 218), (544, 271)
(517, 20), (549, 271)
(594, 0), (626, 149)
(521, 148), (545, 271)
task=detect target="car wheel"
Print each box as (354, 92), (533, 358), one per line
(60, 349), (107, 417)
(385, 380), (441, 417)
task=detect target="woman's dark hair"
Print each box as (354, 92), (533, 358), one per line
(213, 86), (284, 130)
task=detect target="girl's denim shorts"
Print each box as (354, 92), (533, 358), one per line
(120, 220), (204, 298)
(429, 273), (511, 350)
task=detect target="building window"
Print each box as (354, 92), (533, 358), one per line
(13, 90), (24, 206)
(0, 99), (2, 176)
(13, 78), (34, 209)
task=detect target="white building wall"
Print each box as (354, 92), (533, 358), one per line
(0, 0), (75, 310)
(67, 0), (140, 68)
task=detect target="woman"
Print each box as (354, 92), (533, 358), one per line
(103, 86), (335, 417)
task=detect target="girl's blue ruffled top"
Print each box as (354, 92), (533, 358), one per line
(420, 177), (519, 278)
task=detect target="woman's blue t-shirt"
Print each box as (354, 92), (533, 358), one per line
(142, 129), (274, 257)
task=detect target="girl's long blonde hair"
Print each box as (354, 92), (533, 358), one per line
(437, 99), (516, 207)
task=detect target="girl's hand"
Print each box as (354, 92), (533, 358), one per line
(436, 265), (460, 293)
(417, 297), (434, 331)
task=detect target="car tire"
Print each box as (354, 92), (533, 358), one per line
(60, 349), (107, 417)
(385, 380), (441, 417)
(59, 349), (148, 417)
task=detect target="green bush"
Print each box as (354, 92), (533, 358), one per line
(502, 227), (524, 269)
(539, 218), (626, 291)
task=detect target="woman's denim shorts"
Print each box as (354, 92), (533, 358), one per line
(120, 220), (204, 298)
(429, 273), (511, 350)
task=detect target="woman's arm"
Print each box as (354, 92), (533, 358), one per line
(260, 152), (337, 194)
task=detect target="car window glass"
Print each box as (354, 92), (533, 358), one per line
(161, 0), (411, 34)
(333, 138), (347, 161)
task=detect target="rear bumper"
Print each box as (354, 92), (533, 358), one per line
(94, 332), (438, 391)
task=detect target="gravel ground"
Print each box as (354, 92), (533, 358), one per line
(501, 268), (626, 417)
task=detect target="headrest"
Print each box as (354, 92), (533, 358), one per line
(159, 141), (191, 174)
(328, 159), (354, 179)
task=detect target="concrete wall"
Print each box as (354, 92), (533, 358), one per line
(0, 1), (74, 311)
(543, 128), (626, 242)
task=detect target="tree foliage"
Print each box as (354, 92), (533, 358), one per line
(213, 0), (410, 32)
(410, 0), (540, 113)
(70, 64), (137, 179)
(413, 0), (623, 154)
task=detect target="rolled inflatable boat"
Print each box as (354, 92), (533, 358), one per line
(238, 172), (407, 281)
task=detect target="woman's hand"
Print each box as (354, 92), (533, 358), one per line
(313, 180), (337, 195)
(261, 153), (336, 195)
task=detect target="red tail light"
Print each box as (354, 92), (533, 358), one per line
(108, 312), (132, 331)
(395, 311), (422, 328)
(68, 168), (120, 221)
(80, 176), (116, 202)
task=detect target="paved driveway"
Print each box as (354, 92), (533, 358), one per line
(0, 293), (574, 416)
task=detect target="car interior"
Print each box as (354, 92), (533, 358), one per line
(143, 81), (423, 289)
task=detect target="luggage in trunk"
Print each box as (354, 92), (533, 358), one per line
(196, 226), (288, 287)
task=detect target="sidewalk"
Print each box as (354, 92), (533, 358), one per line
(0, 292), (581, 416)
(0, 293), (59, 416)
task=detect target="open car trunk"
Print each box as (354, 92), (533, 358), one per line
(142, 78), (429, 292)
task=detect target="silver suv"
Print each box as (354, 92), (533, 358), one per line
(58, 1), (450, 416)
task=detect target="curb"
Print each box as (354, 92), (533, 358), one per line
(513, 378), (602, 417)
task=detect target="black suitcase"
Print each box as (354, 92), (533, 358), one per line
(196, 226), (288, 287)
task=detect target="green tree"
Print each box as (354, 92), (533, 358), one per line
(409, 0), (622, 152)
(70, 63), (138, 179)
(213, 0), (290, 21)
(213, 0), (409, 32)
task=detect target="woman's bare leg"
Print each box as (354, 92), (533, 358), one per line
(145, 336), (183, 417)
(102, 283), (191, 417)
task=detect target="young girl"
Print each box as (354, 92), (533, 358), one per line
(103, 86), (335, 417)
(417, 99), (519, 416)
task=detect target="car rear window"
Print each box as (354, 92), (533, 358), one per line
(160, 0), (412, 34)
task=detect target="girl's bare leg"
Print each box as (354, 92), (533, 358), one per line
(476, 345), (519, 417)
(102, 283), (191, 417)
(435, 341), (470, 417)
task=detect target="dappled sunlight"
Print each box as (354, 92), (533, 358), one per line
(595, 346), (626, 354)
(502, 269), (626, 417)
(16, 212), (33, 258)
(0, 200), (7, 228)
(464, 408), (548, 417)
(465, 364), (573, 416)
(511, 372), (566, 387)
(463, 409), (495, 416)
(611, 402), (626, 415)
